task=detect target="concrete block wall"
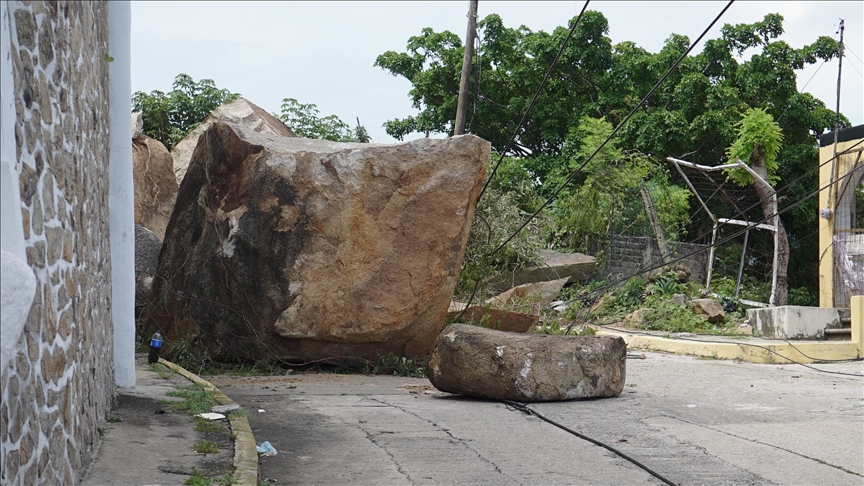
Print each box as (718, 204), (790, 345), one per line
(0, 2), (116, 484)
(605, 236), (710, 285)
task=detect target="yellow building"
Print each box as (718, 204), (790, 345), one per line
(818, 124), (864, 309)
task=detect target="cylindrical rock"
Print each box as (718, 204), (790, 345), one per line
(427, 324), (626, 401)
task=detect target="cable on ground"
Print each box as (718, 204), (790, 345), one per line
(501, 399), (678, 486)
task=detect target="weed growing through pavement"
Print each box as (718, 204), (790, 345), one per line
(185, 468), (236, 486)
(192, 440), (220, 454)
(106, 413), (122, 423)
(149, 363), (175, 380)
(194, 416), (224, 433)
(166, 384), (219, 415)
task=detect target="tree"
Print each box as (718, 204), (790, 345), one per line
(377, 12), (846, 295)
(278, 98), (371, 143)
(727, 108), (789, 305)
(132, 73), (239, 150)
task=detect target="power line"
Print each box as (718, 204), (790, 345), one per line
(488, 0), (736, 256)
(501, 400), (678, 486)
(478, 0), (591, 200)
(560, 139), (864, 314)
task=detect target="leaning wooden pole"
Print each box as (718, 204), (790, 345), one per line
(454, 0), (478, 136)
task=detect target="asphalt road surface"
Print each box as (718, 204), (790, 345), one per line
(212, 352), (863, 486)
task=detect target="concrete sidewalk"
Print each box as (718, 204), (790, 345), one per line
(80, 355), (257, 486)
(213, 351), (863, 485)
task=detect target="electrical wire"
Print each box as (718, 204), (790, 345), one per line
(594, 325), (863, 377)
(478, 0), (591, 201)
(488, 0), (736, 256)
(559, 139), (864, 329)
(500, 399), (678, 486)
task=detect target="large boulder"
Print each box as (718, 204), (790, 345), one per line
(133, 134), (178, 239)
(488, 249), (596, 292)
(691, 298), (725, 323)
(171, 97), (296, 185)
(145, 121), (489, 363)
(134, 225), (162, 309)
(427, 324), (626, 401)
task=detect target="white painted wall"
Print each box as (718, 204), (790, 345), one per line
(0, 0), (37, 375)
(108, 1), (136, 388)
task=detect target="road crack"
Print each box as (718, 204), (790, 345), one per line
(657, 414), (864, 478)
(365, 397), (523, 485)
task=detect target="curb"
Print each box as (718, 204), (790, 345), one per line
(159, 358), (259, 486)
(599, 330), (860, 364)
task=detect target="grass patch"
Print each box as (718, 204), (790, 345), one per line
(185, 468), (236, 486)
(194, 416), (224, 433)
(106, 413), (122, 423)
(149, 363), (175, 380)
(227, 409), (249, 419)
(166, 384), (219, 415)
(192, 440), (220, 454)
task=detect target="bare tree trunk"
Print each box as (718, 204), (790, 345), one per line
(749, 146), (789, 305)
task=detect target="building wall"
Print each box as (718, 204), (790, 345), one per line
(818, 132), (864, 308)
(0, 2), (116, 484)
(605, 235), (710, 285)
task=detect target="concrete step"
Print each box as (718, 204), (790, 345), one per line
(824, 327), (852, 341)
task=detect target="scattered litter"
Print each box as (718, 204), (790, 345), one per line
(791, 375), (801, 378)
(686, 404), (697, 408)
(195, 412), (226, 420)
(359, 420), (367, 423)
(258, 409), (266, 413)
(626, 353), (646, 359)
(257, 441), (278, 456)
(154, 410), (165, 415)
(617, 439), (628, 443)
(212, 404), (241, 414)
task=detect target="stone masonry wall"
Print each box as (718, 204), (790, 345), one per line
(0, 2), (115, 484)
(605, 235), (710, 285)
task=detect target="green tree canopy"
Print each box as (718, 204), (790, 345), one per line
(378, 11), (849, 293)
(132, 73), (240, 150)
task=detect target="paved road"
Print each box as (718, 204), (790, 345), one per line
(212, 353), (863, 486)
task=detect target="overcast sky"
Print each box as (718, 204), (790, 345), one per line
(131, 1), (863, 145)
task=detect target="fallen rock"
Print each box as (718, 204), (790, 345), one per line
(145, 122), (489, 363)
(427, 324), (626, 401)
(691, 298), (725, 323)
(446, 307), (538, 333)
(133, 134), (178, 239)
(134, 225), (162, 309)
(486, 277), (569, 314)
(626, 308), (651, 326)
(488, 250), (596, 292)
(171, 97), (296, 185)
(672, 293), (689, 307)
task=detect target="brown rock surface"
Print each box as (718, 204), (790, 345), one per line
(446, 307), (538, 333)
(145, 122), (489, 363)
(691, 298), (725, 323)
(486, 277), (569, 314)
(133, 135), (178, 239)
(171, 97), (296, 185)
(488, 249), (596, 292)
(427, 324), (626, 401)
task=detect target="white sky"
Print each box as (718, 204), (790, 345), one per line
(131, 1), (863, 144)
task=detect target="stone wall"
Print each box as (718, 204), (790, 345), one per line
(605, 235), (710, 285)
(0, 2), (115, 484)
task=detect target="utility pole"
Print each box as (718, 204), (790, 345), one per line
(640, 183), (670, 263)
(454, 0), (478, 136)
(833, 18), (845, 156)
